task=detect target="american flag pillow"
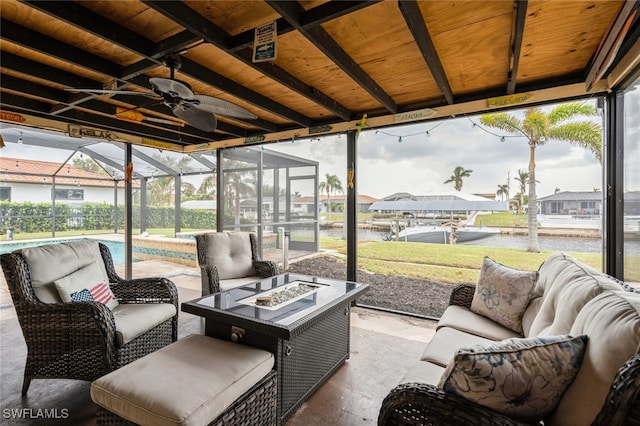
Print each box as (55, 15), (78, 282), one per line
(54, 261), (119, 310)
(70, 282), (117, 306)
(88, 282), (114, 305)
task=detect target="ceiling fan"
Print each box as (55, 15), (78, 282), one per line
(66, 55), (257, 132)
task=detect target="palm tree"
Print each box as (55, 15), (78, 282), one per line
(480, 102), (602, 252)
(197, 174), (216, 198)
(496, 184), (509, 201)
(514, 170), (529, 214)
(147, 155), (194, 206)
(318, 174), (344, 213)
(444, 166), (473, 192)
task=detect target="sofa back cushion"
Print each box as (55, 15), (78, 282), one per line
(19, 240), (108, 303)
(522, 252), (621, 337)
(202, 232), (255, 280)
(470, 257), (538, 334)
(549, 291), (640, 426)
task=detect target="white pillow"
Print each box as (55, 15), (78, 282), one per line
(438, 334), (588, 423)
(471, 257), (538, 333)
(54, 261), (119, 310)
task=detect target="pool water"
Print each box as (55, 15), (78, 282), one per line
(0, 238), (126, 264)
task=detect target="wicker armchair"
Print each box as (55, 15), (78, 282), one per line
(195, 231), (280, 295)
(378, 284), (640, 426)
(0, 241), (178, 395)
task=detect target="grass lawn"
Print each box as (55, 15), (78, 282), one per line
(318, 236), (627, 284)
(4, 228), (636, 283)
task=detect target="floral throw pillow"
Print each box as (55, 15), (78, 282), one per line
(470, 257), (538, 333)
(438, 335), (588, 422)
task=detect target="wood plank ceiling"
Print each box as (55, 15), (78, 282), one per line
(1, 0), (638, 152)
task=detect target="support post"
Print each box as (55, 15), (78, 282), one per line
(604, 92), (624, 279)
(346, 130), (357, 282)
(175, 174), (181, 236)
(125, 145), (132, 280)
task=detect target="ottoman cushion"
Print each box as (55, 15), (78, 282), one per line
(91, 334), (275, 426)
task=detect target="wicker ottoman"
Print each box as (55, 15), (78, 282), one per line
(91, 334), (277, 426)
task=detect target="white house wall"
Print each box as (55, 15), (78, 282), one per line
(4, 182), (124, 204)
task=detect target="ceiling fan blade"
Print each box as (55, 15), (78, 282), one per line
(172, 104), (217, 132)
(190, 95), (257, 119)
(115, 107), (182, 126)
(65, 88), (159, 99)
(149, 78), (193, 99)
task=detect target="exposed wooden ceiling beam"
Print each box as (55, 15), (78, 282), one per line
(0, 52), (101, 91)
(0, 50), (243, 138)
(398, 0), (453, 105)
(20, 1), (288, 131)
(0, 93), (205, 145)
(267, 0), (398, 114)
(585, 0), (639, 91)
(0, 18), (121, 78)
(143, 0), (352, 121)
(507, 0), (528, 94)
(226, 1), (380, 52)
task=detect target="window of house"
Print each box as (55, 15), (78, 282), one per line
(54, 189), (84, 200)
(0, 187), (10, 201)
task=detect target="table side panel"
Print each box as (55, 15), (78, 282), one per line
(280, 304), (351, 422)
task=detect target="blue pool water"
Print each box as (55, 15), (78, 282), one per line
(0, 238), (126, 264)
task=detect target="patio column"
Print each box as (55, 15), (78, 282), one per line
(140, 178), (147, 233)
(604, 92), (624, 278)
(346, 130), (357, 282)
(125, 144), (132, 280)
(174, 174), (181, 236)
(216, 150), (223, 232)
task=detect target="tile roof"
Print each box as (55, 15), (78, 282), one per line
(0, 156), (132, 188)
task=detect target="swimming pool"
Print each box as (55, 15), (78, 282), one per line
(0, 238), (126, 265)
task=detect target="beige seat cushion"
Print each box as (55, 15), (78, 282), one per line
(202, 232), (255, 280)
(19, 240), (108, 303)
(91, 334), (275, 426)
(549, 291), (640, 426)
(112, 303), (177, 346)
(400, 361), (445, 386)
(420, 327), (492, 367)
(438, 305), (520, 341)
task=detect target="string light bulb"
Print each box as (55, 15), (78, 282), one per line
(397, 136), (403, 143)
(17, 131), (23, 144)
(500, 136), (506, 142)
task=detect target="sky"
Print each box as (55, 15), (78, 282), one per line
(268, 101), (607, 200)
(3, 97), (637, 201)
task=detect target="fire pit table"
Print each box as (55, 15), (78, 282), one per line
(181, 273), (369, 425)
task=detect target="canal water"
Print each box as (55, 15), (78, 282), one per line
(322, 228), (640, 255)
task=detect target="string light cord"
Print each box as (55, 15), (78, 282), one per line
(374, 120), (446, 142)
(466, 116), (522, 142)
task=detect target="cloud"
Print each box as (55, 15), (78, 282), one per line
(270, 103), (605, 199)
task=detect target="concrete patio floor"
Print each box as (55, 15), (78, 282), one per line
(0, 260), (437, 425)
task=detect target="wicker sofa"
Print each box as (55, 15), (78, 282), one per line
(379, 252), (640, 426)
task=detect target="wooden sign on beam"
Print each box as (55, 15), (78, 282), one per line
(487, 93), (532, 108)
